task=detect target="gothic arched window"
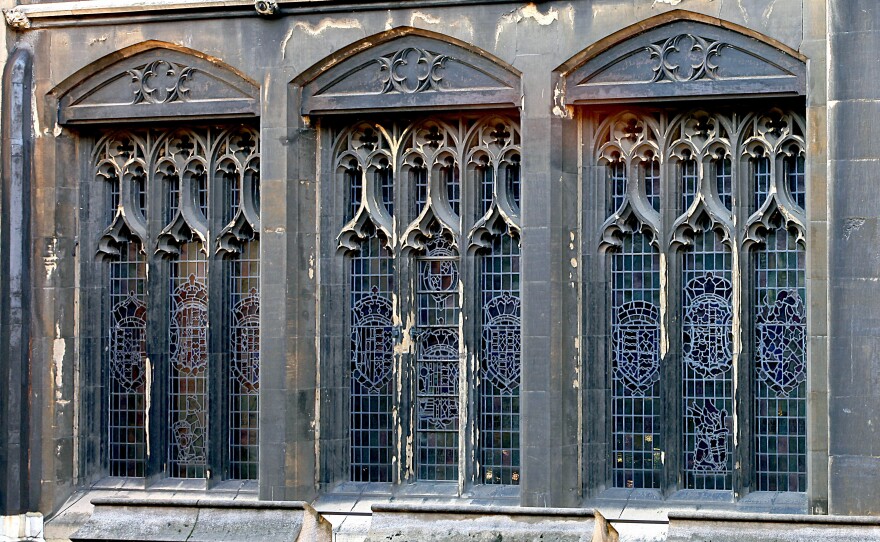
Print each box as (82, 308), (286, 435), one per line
(95, 126), (261, 481)
(596, 108), (807, 494)
(334, 115), (522, 486)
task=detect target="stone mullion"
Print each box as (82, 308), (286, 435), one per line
(660, 119), (681, 494)
(659, 136), (680, 495)
(734, 146), (755, 498)
(458, 125), (476, 493)
(206, 135), (227, 485)
(145, 130), (170, 483)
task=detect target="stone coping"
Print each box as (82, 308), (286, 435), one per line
(88, 497), (310, 510)
(371, 502), (597, 517)
(668, 510), (880, 525)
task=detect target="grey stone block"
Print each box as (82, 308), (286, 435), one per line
(667, 511), (880, 542)
(365, 503), (618, 542)
(70, 498), (331, 542)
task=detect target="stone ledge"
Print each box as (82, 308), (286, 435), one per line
(366, 503), (618, 542)
(69, 498), (331, 542)
(667, 511), (880, 542)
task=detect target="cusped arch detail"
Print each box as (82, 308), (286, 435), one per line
(294, 27), (522, 116)
(556, 10), (806, 105)
(54, 41), (259, 125)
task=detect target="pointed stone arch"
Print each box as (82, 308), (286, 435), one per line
(557, 10), (807, 105)
(294, 27), (522, 116)
(54, 41), (259, 125)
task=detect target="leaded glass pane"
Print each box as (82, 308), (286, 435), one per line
(755, 225), (806, 492)
(479, 234), (521, 485)
(479, 156), (494, 218)
(169, 240), (209, 479)
(645, 160), (660, 212)
(611, 230), (662, 489)
(350, 236), (395, 482)
(416, 236), (460, 481)
(412, 160), (428, 220)
(716, 158), (732, 210)
(506, 154), (521, 210)
(377, 158), (394, 216)
(229, 240), (260, 480)
(108, 239), (147, 477)
(681, 159), (697, 213)
(754, 156), (771, 211)
(787, 155), (806, 209)
(346, 159), (362, 222)
(609, 161), (626, 214)
(443, 158), (460, 216)
(682, 228), (733, 490)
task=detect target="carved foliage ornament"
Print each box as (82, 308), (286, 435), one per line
(128, 59), (195, 105)
(379, 47), (449, 94)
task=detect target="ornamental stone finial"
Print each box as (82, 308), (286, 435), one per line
(3, 7), (30, 29)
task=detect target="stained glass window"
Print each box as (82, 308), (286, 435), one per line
(681, 158), (697, 212)
(350, 236), (395, 482)
(682, 228), (733, 490)
(506, 154), (521, 210)
(787, 155), (806, 209)
(755, 224), (806, 492)
(479, 155), (494, 217)
(169, 240), (209, 479)
(716, 158), (732, 210)
(611, 230), (661, 489)
(609, 159), (627, 214)
(96, 126), (260, 481)
(479, 234), (521, 485)
(108, 240), (147, 477)
(644, 159), (661, 212)
(596, 108), (807, 496)
(754, 156), (771, 212)
(229, 240), (260, 480)
(416, 236), (460, 481)
(337, 116), (520, 485)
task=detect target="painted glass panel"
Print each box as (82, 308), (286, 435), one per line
(479, 234), (521, 485)
(682, 229), (733, 490)
(412, 160), (428, 220)
(755, 225), (806, 492)
(611, 230), (662, 489)
(350, 236), (395, 482)
(229, 240), (260, 480)
(416, 236), (460, 481)
(169, 240), (209, 479)
(443, 158), (461, 216)
(108, 239), (147, 477)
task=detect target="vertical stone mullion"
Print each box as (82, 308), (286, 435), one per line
(145, 129), (170, 483)
(206, 131), (227, 485)
(732, 150), (752, 498)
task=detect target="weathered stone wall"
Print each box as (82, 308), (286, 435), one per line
(2, 0), (860, 521)
(827, 0), (880, 516)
